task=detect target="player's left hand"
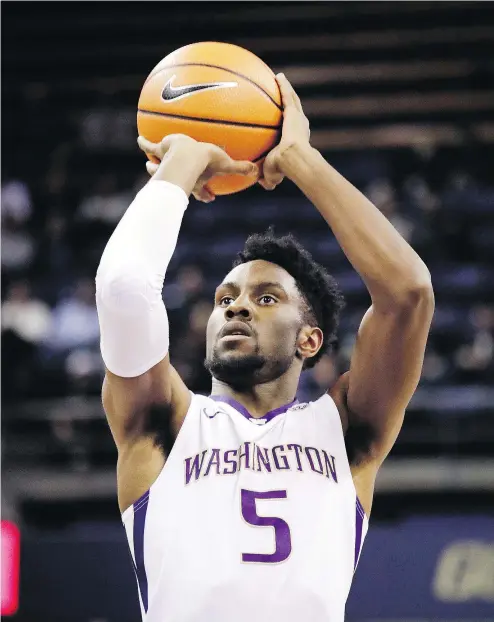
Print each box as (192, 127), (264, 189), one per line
(138, 134), (257, 202)
(259, 73), (311, 191)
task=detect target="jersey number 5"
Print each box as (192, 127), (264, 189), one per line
(240, 489), (292, 563)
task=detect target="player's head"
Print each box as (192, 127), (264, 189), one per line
(205, 229), (344, 389)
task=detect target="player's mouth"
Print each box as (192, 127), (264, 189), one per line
(221, 334), (251, 342)
(218, 321), (253, 341)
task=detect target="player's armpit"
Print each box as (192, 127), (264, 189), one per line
(102, 354), (191, 452)
(329, 373), (380, 516)
(343, 283), (434, 467)
(329, 372), (376, 465)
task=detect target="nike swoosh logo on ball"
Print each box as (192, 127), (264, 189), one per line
(161, 75), (238, 102)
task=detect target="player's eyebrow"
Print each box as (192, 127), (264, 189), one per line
(215, 281), (239, 295)
(251, 281), (287, 295)
(215, 281), (287, 296)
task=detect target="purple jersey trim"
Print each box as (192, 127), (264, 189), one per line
(209, 395), (298, 423)
(354, 497), (365, 570)
(133, 490), (150, 613)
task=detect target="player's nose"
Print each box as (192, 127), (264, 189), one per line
(224, 299), (252, 321)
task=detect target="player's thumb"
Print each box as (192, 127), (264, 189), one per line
(260, 167), (284, 190)
(138, 136), (158, 156)
(258, 151), (284, 190)
(227, 160), (259, 177)
(146, 161), (160, 177)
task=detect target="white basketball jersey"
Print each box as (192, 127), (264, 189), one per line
(122, 391), (368, 622)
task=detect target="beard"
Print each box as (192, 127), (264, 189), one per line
(204, 349), (266, 389)
(204, 340), (296, 389)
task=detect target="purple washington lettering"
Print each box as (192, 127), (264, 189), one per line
(238, 442), (251, 470)
(305, 447), (324, 475)
(287, 444), (304, 471)
(322, 450), (338, 482)
(204, 448), (221, 477)
(184, 450), (207, 484)
(272, 445), (289, 470)
(256, 446), (272, 472)
(223, 449), (238, 475)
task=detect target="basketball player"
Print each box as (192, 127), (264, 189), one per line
(96, 74), (434, 621)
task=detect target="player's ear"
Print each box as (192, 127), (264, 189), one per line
(297, 326), (323, 362)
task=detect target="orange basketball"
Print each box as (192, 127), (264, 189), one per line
(137, 42), (282, 195)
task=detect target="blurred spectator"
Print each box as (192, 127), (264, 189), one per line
(403, 174), (439, 215)
(171, 299), (213, 394)
(421, 345), (452, 385)
(37, 212), (74, 294)
(44, 278), (100, 353)
(2, 279), (51, 344)
(1, 179), (32, 223)
(1, 215), (35, 273)
(78, 174), (130, 225)
(2, 280), (51, 399)
(166, 265), (208, 340)
(442, 170), (477, 207)
(165, 264), (207, 310)
(297, 354), (339, 402)
(455, 305), (494, 383)
(366, 178), (415, 243)
(65, 348), (104, 394)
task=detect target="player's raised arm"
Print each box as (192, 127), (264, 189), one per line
(96, 135), (256, 452)
(262, 76), (434, 485)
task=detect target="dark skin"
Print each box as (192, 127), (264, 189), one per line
(103, 259), (322, 514)
(102, 74), (434, 517)
(206, 259), (323, 412)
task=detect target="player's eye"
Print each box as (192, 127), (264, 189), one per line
(219, 296), (234, 306)
(259, 295), (276, 305)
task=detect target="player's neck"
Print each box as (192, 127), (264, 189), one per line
(210, 375), (298, 420)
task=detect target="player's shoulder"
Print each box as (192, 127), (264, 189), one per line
(187, 392), (218, 413)
(307, 391), (341, 419)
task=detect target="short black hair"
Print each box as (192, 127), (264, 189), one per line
(233, 228), (344, 369)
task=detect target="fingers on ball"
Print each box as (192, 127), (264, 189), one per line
(146, 161), (159, 176)
(259, 177), (282, 191)
(276, 73), (302, 110)
(194, 187), (216, 203)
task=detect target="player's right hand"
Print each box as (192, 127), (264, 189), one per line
(259, 73), (311, 191)
(138, 134), (258, 202)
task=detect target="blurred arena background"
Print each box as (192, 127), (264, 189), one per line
(1, 2), (494, 620)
